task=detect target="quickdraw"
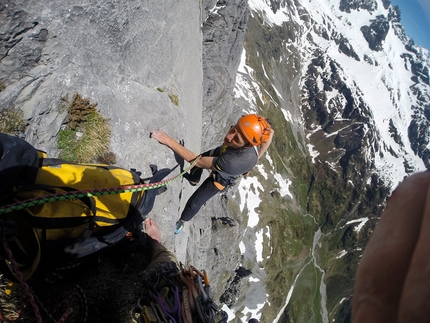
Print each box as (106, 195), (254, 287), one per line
(179, 264), (227, 323)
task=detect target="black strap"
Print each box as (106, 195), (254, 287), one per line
(65, 166), (173, 258)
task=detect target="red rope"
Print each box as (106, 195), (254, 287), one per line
(2, 240), (43, 323)
(57, 308), (73, 323)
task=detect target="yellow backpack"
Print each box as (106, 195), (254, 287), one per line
(0, 133), (169, 282)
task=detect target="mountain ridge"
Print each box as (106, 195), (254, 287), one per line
(227, 0), (429, 321)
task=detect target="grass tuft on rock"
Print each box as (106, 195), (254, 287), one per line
(168, 93), (180, 106)
(0, 107), (26, 135)
(57, 93), (114, 163)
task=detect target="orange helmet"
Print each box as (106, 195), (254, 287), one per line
(237, 114), (271, 146)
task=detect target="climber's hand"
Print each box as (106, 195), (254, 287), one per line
(144, 218), (161, 244)
(352, 171), (430, 323)
(150, 130), (171, 146)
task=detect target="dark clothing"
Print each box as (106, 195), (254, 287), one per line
(181, 175), (220, 221)
(180, 144), (258, 222)
(0, 133), (39, 196)
(212, 145), (258, 181)
(145, 241), (178, 274)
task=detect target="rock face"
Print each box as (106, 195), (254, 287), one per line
(339, 0), (378, 13)
(0, 0), (203, 164)
(0, 0), (250, 305)
(0, 0), (206, 291)
(360, 15), (390, 51)
(202, 0), (249, 149)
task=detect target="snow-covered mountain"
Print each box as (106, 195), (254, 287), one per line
(217, 0), (430, 322)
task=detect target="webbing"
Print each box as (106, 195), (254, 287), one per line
(0, 156), (200, 215)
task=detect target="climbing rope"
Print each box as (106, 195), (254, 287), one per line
(0, 156), (201, 215)
(2, 238), (89, 323)
(2, 240), (43, 323)
(33, 285), (87, 323)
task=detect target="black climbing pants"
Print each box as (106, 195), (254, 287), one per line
(180, 176), (221, 222)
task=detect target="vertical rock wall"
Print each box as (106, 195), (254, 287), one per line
(202, 0), (250, 150)
(1, 0), (251, 302)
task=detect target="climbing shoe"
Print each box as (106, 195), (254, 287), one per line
(183, 166), (203, 186)
(174, 220), (185, 234)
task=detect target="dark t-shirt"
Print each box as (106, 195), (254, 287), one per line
(211, 145), (258, 180)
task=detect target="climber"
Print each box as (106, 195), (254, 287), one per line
(151, 113), (274, 233)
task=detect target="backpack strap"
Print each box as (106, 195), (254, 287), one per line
(0, 219), (42, 282)
(10, 184), (98, 250)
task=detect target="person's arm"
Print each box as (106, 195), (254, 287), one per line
(352, 171), (430, 323)
(151, 130), (214, 169)
(144, 218), (177, 268)
(258, 128), (274, 159)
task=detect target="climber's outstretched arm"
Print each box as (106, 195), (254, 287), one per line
(151, 130), (214, 169)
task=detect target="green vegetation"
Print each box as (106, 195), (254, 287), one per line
(57, 93), (114, 163)
(242, 14), (351, 323)
(168, 93), (180, 106)
(156, 87), (180, 106)
(0, 107), (26, 135)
